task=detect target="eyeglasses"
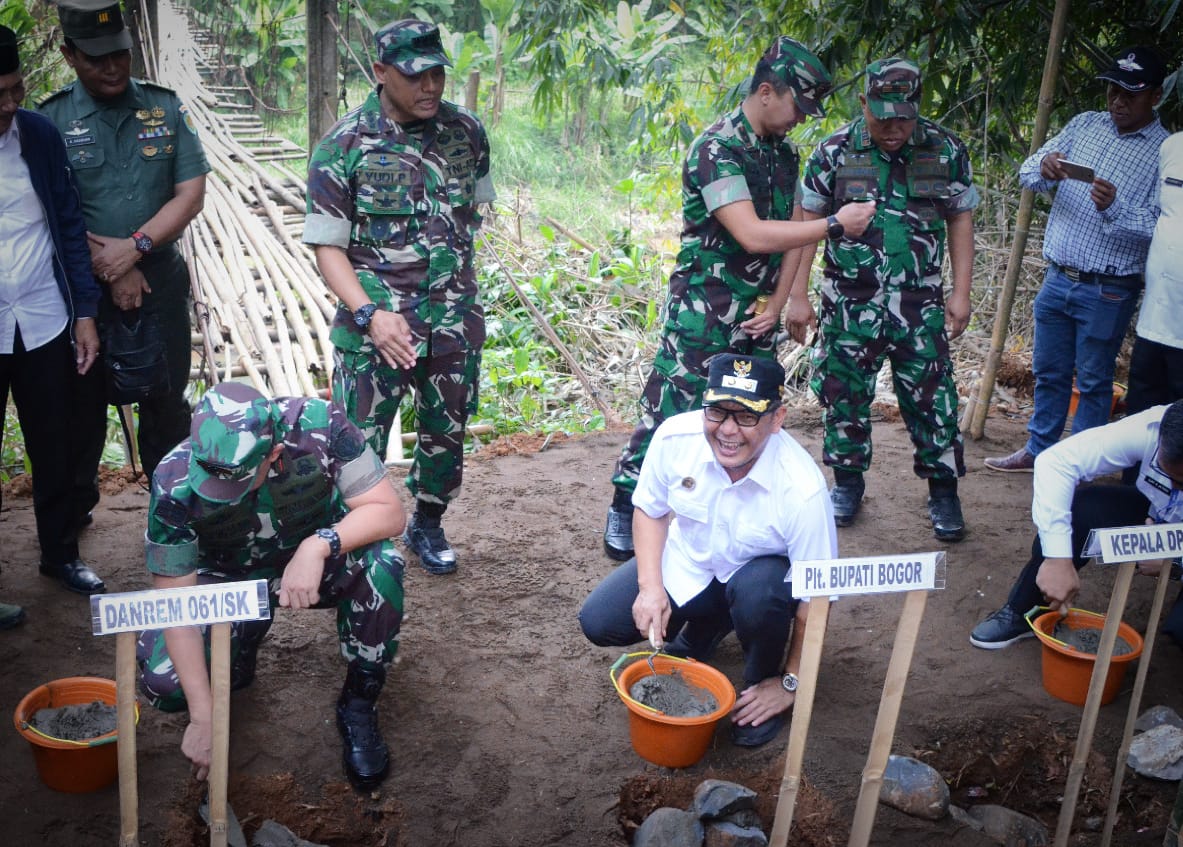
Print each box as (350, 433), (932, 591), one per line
(195, 458), (254, 482)
(704, 405), (767, 428)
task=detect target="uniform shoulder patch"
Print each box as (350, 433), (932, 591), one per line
(37, 85), (73, 108)
(138, 79), (177, 96)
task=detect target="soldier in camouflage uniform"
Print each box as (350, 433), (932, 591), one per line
(789, 58), (978, 541)
(304, 20), (493, 577)
(603, 37), (876, 561)
(136, 382), (406, 789)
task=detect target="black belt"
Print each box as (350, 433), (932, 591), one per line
(1053, 262), (1142, 289)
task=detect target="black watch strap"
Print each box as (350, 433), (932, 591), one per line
(316, 527), (341, 558)
(826, 215), (844, 240)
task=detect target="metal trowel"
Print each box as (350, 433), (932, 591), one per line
(647, 624), (663, 676)
(199, 789), (248, 847)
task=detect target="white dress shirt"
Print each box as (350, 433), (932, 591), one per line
(0, 114), (69, 355)
(1033, 405), (1183, 558)
(1137, 132), (1183, 350)
(633, 410), (838, 606)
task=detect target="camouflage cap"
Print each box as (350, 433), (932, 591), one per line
(761, 36), (832, 118)
(703, 354), (786, 414)
(188, 382), (277, 504)
(865, 57), (921, 120)
(57, 0), (133, 56)
(0, 25), (18, 75)
(375, 19), (451, 75)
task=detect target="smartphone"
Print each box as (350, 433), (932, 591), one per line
(1059, 159), (1096, 183)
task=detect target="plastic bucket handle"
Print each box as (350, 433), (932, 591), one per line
(609, 651), (701, 715)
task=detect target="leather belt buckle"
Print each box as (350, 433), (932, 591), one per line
(1060, 264), (1082, 282)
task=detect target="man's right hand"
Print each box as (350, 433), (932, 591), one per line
(182, 716), (213, 782)
(1040, 152), (1069, 181)
(368, 309), (417, 370)
(784, 295), (816, 346)
(835, 200), (876, 237)
(109, 267), (151, 311)
(631, 585), (670, 646)
(1036, 556), (1079, 614)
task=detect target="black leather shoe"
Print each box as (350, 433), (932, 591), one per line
(731, 711), (786, 748)
(39, 558), (106, 595)
(928, 494), (966, 542)
(403, 515), (457, 575)
(830, 484), (863, 527)
(603, 506), (634, 561)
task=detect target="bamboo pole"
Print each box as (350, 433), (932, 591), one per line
(967, 0), (1071, 438)
(848, 590), (928, 847)
(1101, 563), (1174, 846)
(485, 240), (621, 425)
(116, 631), (139, 847)
(1054, 561), (1137, 847)
(208, 622), (231, 847)
(769, 598), (830, 847)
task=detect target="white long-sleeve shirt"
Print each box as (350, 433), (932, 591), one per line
(1033, 405), (1183, 557)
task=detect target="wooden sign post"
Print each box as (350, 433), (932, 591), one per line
(1055, 522), (1183, 846)
(91, 580), (270, 846)
(769, 552), (946, 847)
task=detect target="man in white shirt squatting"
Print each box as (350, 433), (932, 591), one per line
(580, 353), (837, 748)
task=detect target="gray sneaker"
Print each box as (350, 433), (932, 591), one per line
(969, 605), (1034, 650)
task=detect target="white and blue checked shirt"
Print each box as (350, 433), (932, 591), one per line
(1020, 110), (1169, 277)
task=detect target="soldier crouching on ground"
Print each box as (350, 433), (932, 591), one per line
(135, 382), (406, 789)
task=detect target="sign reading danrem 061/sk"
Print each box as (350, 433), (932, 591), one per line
(90, 580), (270, 636)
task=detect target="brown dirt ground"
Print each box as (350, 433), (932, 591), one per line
(2, 409), (1182, 846)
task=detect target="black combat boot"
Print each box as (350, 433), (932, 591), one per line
(335, 661), (390, 789)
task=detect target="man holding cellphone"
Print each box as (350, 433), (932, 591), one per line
(985, 46), (1168, 473)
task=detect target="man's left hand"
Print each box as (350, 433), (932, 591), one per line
(73, 318), (99, 375)
(945, 290), (971, 340)
(278, 538), (327, 609)
(731, 676), (795, 728)
(1090, 177), (1117, 212)
(89, 232), (141, 283)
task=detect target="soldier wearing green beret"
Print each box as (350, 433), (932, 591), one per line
(305, 19), (494, 578)
(602, 37), (876, 561)
(792, 58), (978, 541)
(137, 382), (407, 789)
(38, 0), (210, 539)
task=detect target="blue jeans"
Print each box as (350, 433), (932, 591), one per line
(578, 555), (798, 686)
(1026, 265), (1139, 455)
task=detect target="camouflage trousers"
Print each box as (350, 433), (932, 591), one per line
(137, 539), (404, 712)
(810, 287), (964, 480)
(333, 344), (480, 505)
(611, 331), (778, 493)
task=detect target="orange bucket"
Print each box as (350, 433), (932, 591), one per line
(610, 653), (736, 768)
(1068, 381), (1126, 419)
(1029, 609), (1143, 706)
(12, 676), (138, 793)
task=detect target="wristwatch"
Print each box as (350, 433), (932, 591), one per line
(315, 527), (341, 559)
(781, 672), (799, 693)
(825, 215), (844, 240)
(131, 230), (153, 254)
(353, 303), (378, 331)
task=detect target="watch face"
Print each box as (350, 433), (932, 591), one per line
(782, 673), (798, 693)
